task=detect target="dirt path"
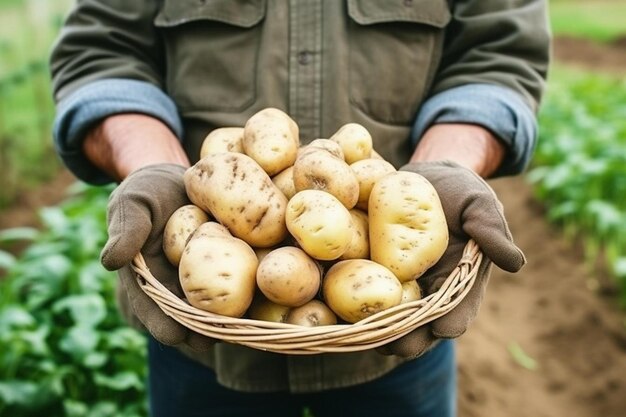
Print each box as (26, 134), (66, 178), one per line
(458, 176), (626, 417)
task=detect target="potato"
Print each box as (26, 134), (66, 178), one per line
(184, 152), (288, 247)
(179, 224), (258, 317)
(350, 158), (396, 211)
(400, 280), (422, 304)
(298, 138), (345, 160)
(286, 190), (353, 260)
(199, 127), (244, 159)
(243, 108), (299, 176)
(369, 171), (449, 282)
(339, 209), (370, 260)
(286, 300), (337, 327)
(322, 259), (402, 323)
(272, 166), (296, 200)
(247, 292), (291, 323)
(162, 205), (210, 266)
(256, 246), (321, 307)
(293, 147), (359, 209)
(330, 123), (373, 164)
(188, 221), (231, 240)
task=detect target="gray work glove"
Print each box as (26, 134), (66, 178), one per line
(101, 163), (214, 351)
(378, 161), (526, 358)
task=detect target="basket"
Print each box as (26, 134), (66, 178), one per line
(131, 239), (482, 355)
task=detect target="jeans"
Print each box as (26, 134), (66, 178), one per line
(148, 337), (456, 417)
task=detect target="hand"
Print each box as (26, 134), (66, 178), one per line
(101, 163), (215, 351)
(378, 161), (525, 358)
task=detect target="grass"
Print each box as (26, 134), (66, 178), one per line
(549, 0), (626, 42)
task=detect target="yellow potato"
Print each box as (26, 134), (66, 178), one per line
(179, 226), (258, 317)
(322, 259), (402, 323)
(297, 138), (345, 160)
(243, 107), (299, 176)
(369, 171), (449, 282)
(247, 292), (291, 323)
(400, 280), (422, 304)
(184, 152), (288, 247)
(286, 300), (337, 327)
(293, 147), (359, 209)
(272, 166), (296, 200)
(162, 204), (210, 266)
(199, 127), (244, 159)
(339, 209), (370, 260)
(286, 190), (353, 261)
(350, 158), (397, 211)
(256, 246), (321, 307)
(330, 123), (373, 164)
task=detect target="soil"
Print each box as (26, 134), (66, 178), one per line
(1, 35), (625, 417)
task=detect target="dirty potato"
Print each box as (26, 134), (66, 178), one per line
(184, 152), (288, 247)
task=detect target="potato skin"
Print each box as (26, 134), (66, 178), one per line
(350, 158), (396, 211)
(256, 246), (321, 307)
(330, 123), (373, 164)
(184, 152), (288, 247)
(286, 190), (353, 261)
(298, 138), (345, 160)
(322, 259), (402, 323)
(179, 228), (258, 317)
(400, 280), (422, 304)
(199, 127), (244, 159)
(339, 209), (370, 260)
(286, 300), (337, 327)
(247, 292), (291, 323)
(293, 148), (359, 209)
(162, 205), (210, 266)
(243, 108), (299, 176)
(369, 171), (449, 282)
(272, 166), (296, 200)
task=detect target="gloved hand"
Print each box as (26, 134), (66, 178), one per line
(378, 160), (526, 358)
(101, 163), (214, 351)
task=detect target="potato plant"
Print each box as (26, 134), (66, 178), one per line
(0, 183), (148, 417)
(529, 68), (626, 302)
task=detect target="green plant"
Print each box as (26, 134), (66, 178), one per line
(0, 182), (148, 417)
(528, 67), (626, 301)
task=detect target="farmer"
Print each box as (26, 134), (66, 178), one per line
(50, 1), (550, 416)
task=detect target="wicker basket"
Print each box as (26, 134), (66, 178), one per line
(131, 239), (482, 355)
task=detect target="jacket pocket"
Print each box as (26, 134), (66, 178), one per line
(155, 0), (266, 112)
(346, 0), (451, 124)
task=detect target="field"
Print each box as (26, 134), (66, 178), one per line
(1, 1), (626, 416)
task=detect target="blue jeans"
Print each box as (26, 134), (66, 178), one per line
(148, 337), (456, 417)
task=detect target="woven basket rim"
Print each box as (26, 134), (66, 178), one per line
(131, 239), (482, 354)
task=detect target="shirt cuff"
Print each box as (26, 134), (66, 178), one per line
(411, 84), (538, 176)
(53, 79), (184, 184)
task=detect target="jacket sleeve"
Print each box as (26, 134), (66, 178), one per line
(434, 0), (551, 112)
(49, 1), (183, 184)
(413, 0), (551, 177)
(50, 0), (165, 101)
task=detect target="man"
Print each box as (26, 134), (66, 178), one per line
(50, 1), (550, 416)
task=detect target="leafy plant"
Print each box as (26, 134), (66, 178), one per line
(0, 182), (148, 417)
(528, 67), (626, 302)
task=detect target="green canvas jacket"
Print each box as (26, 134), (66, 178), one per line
(50, 0), (550, 392)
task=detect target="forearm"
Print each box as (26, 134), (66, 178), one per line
(84, 114), (190, 182)
(410, 124), (505, 178)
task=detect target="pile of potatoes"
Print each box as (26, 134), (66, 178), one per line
(162, 108), (449, 327)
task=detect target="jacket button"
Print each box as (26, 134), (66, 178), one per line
(297, 51), (312, 65)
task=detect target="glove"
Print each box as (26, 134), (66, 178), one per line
(101, 163), (215, 351)
(378, 160), (526, 358)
